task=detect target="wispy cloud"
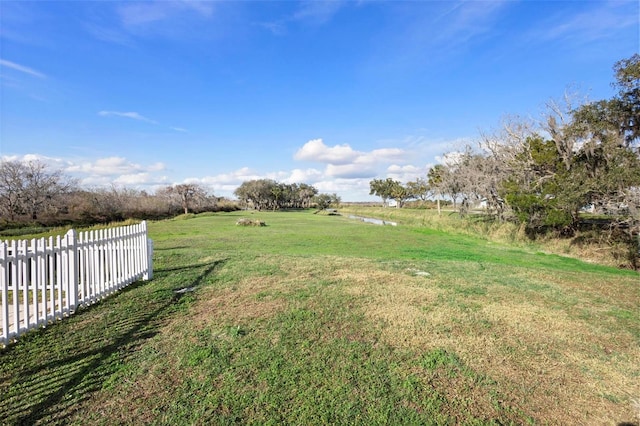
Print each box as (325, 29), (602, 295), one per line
(117, 0), (214, 29)
(84, 23), (134, 47)
(83, 0), (217, 44)
(257, 21), (287, 36)
(98, 111), (189, 133)
(0, 59), (46, 79)
(293, 1), (344, 25)
(530, 1), (638, 44)
(259, 0), (345, 35)
(362, 1), (512, 76)
(416, 0), (510, 52)
(98, 110), (158, 124)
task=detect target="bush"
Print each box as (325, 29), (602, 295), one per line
(236, 218), (266, 227)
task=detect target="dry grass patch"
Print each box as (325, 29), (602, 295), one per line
(480, 302), (639, 423)
(189, 256), (334, 324)
(327, 259), (639, 424)
(191, 280), (289, 325)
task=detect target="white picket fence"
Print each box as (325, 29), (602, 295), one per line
(0, 221), (153, 346)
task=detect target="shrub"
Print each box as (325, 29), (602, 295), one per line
(236, 218), (266, 227)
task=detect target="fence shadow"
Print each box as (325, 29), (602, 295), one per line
(0, 259), (226, 424)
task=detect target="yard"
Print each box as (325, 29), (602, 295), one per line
(0, 210), (638, 424)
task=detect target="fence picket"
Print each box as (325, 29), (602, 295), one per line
(37, 238), (46, 326)
(29, 238), (38, 328)
(48, 237), (55, 322)
(19, 240), (29, 333)
(10, 241), (19, 336)
(1, 243), (8, 343)
(0, 221), (152, 346)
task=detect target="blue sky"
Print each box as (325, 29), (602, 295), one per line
(1, 0), (638, 201)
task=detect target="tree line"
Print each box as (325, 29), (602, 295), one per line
(0, 163), (341, 229)
(0, 162), (226, 228)
(234, 179), (340, 211)
(370, 55), (640, 235)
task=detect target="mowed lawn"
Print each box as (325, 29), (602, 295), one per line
(0, 210), (638, 425)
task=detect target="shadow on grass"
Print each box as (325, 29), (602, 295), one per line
(155, 261), (225, 274)
(153, 245), (192, 251)
(0, 259), (226, 425)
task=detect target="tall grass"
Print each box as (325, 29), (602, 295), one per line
(339, 205), (638, 268)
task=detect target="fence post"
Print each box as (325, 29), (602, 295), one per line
(141, 221), (153, 281)
(65, 229), (79, 312)
(146, 239), (154, 281)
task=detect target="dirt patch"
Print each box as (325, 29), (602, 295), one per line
(192, 283), (288, 325)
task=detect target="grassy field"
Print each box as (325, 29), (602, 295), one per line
(0, 210), (638, 425)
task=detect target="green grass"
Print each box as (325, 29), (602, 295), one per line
(0, 210), (638, 425)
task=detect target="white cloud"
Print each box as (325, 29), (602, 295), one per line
(287, 135), (457, 197)
(147, 162), (166, 172)
(360, 148), (406, 164)
(98, 110), (158, 124)
(387, 164), (420, 173)
(183, 167), (264, 194)
(293, 138), (412, 181)
(0, 59), (46, 79)
(325, 163), (377, 179)
(283, 168), (324, 184)
(295, 138), (408, 166)
(313, 177), (372, 199)
(294, 139), (360, 164)
(77, 175), (112, 187)
(386, 164), (429, 183)
(78, 174), (169, 188)
(66, 156), (166, 177)
(1, 153), (70, 170)
(113, 172), (168, 186)
(436, 151), (465, 168)
(184, 168), (293, 196)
